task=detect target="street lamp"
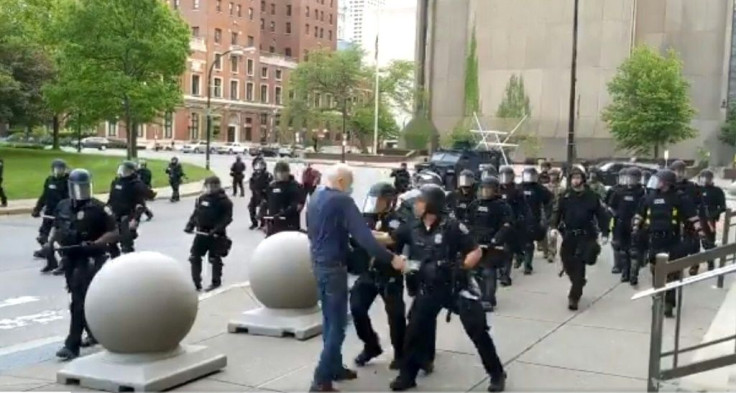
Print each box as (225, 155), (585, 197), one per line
(205, 46), (256, 170)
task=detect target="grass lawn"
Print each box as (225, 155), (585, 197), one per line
(0, 148), (211, 200)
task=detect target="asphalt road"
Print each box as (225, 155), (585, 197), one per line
(0, 150), (391, 364)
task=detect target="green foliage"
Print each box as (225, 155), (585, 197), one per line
(52, 0), (191, 159)
(464, 27), (480, 116)
(402, 115), (435, 150)
(496, 74), (530, 119)
(380, 60), (416, 115)
(602, 46), (696, 157)
(443, 118), (475, 148)
(720, 104), (736, 147)
(349, 99), (399, 151)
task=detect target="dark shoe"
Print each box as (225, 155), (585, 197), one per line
(40, 265), (55, 274)
(664, 304), (674, 318)
(611, 266), (621, 274)
(389, 358), (401, 370)
(421, 361), (434, 375)
(55, 347), (78, 361)
(249, 224), (258, 230)
(513, 259), (521, 269)
(0, 202), (7, 208)
(620, 273), (630, 283)
(689, 266), (699, 276)
(481, 301), (494, 312)
(488, 372), (507, 392)
(309, 382), (338, 392)
(708, 261), (715, 271)
(499, 277), (512, 287)
(146, 213), (153, 221)
(568, 298), (579, 311)
(354, 347), (382, 367)
(81, 336), (97, 348)
(629, 276), (639, 287)
(51, 267), (65, 276)
(523, 267), (532, 275)
(33, 249), (45, 259)
(390, 376), (417, 391)
(333, 366), (357, 381)
(205, 283), (221, 292)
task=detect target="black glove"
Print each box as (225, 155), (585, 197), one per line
(184, 226), (194, 234)
(31, 210), (40, 218)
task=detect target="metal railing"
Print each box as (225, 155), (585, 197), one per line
(718, 209), (736, 288)
(633, 245), (736, 392)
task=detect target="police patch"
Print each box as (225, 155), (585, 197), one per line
(478, 206), (488, 212)
(104, 206), (113, 216)
(434, 234), (443, 244)
(458, 203), (466, 208)
(77, 211), (85, 220)
(273, 188), (281, 193)
(389, 220), (400, 229)
(458, 222), (470, 234)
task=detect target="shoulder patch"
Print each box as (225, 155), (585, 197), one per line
(104, 205), (113, 216)
(458, 222), (470, 234)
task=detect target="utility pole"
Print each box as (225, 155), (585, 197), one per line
(566, 0), (580, 174)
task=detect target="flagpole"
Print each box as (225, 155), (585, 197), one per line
(372, 3), (381, 155)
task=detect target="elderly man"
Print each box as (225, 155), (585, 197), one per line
(307, 163), (405, 392)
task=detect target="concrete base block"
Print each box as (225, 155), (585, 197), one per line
(228, 306), (322, 340)
(56, 345), (226, 392)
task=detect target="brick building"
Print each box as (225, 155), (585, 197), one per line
(101, 0), (338, 145)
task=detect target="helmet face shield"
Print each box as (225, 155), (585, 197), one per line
(117, 165), (134, 178)
(522, 171), (537, 183)
(362, 196), (390, 214)
(275, 171), (290, 181)
(70, 182), (92, 201)
(478, 185), (495, 200)
(53, 166), (66, 177)
(499, 172), (514, 185)
(458, 174), (474, 188)
(647, 175), (661, 190)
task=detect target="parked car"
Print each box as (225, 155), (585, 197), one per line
(278, 146), (294, 158)
(595, 161), (661, 188)
(217, 142), (247, 155)
(81, 137), (110, 150)
(259, 146), (279, 158)
(181, 140), (207, 154)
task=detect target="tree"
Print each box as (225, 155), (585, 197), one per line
(380, 60), (416, 115)
(496, 74), (530, 119)
(349, 99), (399, 150)
(602, 46), (696, 158)
(54, 0), (191, 159)
(720, 104), (736, 148)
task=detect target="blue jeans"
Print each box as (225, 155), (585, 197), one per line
(312, 265), (349, 385)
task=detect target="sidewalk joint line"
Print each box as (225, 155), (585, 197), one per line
(515, 359), (648, 381)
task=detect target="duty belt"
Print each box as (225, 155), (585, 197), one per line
(649, 230), (675, 239)
(566, 229), (589, 237)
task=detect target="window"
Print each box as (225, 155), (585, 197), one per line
(285, 22), (291, 34)
(260, 0), (265, 11)
(328, 30), (332, 40)
(329, 13), (332, 24)
(214, 28), (222, 43)
(270, 3), (275, 14)
(306, 6), (309, 16)
(229, 2), (233, 14)
(136, 124), (144, 138)
(193, 0), (199, 9)
(260, 84), (268, 103)
(315, 11), (318, 20)
(269, 46), (275, 53)
(231, 32), (238, 45)
(260, 113), (268, 125)
(191, 26), (200, 37)
(246, 82), (254, 101)
(260, 18), (264, 30)
(107, 121), (117, 137)
(245, 117), (252, 141)
(213, 77), (223, 98)
(261, 66), (268, 78)
(286, 4), (291, 16)
(173, 0), (180, 9)
(330, 0), (333, 6)
(320, 10), (324, 21)
(230, 80), (239, 100)
(247, 35), (254, 46)
(216, 0), (221, 12)
(214, 53), (222, 70)
(246, 59), (254, 75)
(275, 69), (282, 80)
(237, 4), (242, 16)
(275, 86), (282, 105)
(320, 28), (323, 38)
(164, 112), (173, 139)
(230, 55), (239, 73)
(269, 21), (275, 32)
(314, 26), (318, 37)
(305, 23), (309, 34)
(314, 93), (321, 107)
(284, 47), (292, 57)
(248, 7), (253, 19)
(189, 113), (200, 140)
(191, 74), (201, 95)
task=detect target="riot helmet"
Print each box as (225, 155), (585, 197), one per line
(698, 169), (714, 186)
(363, 182), (397, 214)
(569, 165), (586, 189)
(254, 159), (266, 172)
(235, 155), (242, 162)
(478, 176), (500, 200)
(499, 165), (515, 185)
(415, 184), (446, 217)
(68, 169), (93, 202)
(522, 167), (538, 183)
(51, 159), (68, 177)
(669, 160), (687, 181)
(617, 168), (629, 186)
(628, 167), (642, 187)
(203, 176), (222, 195)
(648, 169), (677, 191)
(274, 160), (291, 181)
(480, 164), (498, 181)
(457, 169), (476, 188)
(170, 156), (179, 165)
(641, 170), (652, 187)
(414, 169), (443, 188)
(117, 160), (137, 178)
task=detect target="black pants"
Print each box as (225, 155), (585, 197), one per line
(266, 219), (298, 237)
(37, 216), (54, 245)
(560, 234), (597, 301)
(248, 195), (263, 226)
(109, 216), (136, 257)
(0, 181), (6, 205)
(64, 256), (100, 354)
(232, 177), (244, 196)
(399, 287), (503, 383)
(189, 234), (223, 289)
(170, 180), (181, 201)
(613, 226), (638, 280)
(649, 236), (687, 308)
(477, 248), (503, 307)
(704, 220), (717, 269)
(349, 273), (406, 361)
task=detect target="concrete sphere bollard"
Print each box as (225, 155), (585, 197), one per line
(85, 251), (198, 354)
(249, 231), (318, 309)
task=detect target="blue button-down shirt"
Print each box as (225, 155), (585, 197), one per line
(307, 187), (394, 268)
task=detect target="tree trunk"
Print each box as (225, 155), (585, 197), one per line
(653, 144), (659, 159)
(123, 97), (136, 160)
(52, 115), (60, 150)
(76, 113), (82, 153)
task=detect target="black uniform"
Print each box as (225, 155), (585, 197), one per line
(551, 182), (609, 309)
(136, 165), (154, 220)
(106, 173), (150, 256)
(498, 183), (530, 285)
(264, 177), (301, 236)
(390, 187), (505, 392)
(33, 174), (70, 246)
(390, 167), (411, 193)
(0, 158), (7, 207)
(609, 181), (646, 284)
(166, 161), (185, 202)
(248, 169), (272, 228)
(230, 159), (246, 197)
(53, 196), (116, 359)
(520, 180), (553, 274)
(185, 187), (233, 291)
(699, 179), (726, 270)
(350, 211), (406, 369)
(448, 188), (476, 224)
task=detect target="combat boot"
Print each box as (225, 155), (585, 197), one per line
(354, 346), (382, 367)
(390, 376), (417, 391)
(55, 347), (78, 361)
(568, 298), (579, 311)
(488, 372), (507, 392)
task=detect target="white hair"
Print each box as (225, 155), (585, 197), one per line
(324, 163), (353, 188)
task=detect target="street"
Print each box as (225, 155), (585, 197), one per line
(0, 150), (390, 368)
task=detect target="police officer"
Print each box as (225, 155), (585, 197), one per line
(185, 176), (233, 292)
(633, 169), (702, 317)
(542, 168), (564, 263)
(412, 169), (443, 190)
(0, 157), (7, 207)
(166, 156), (185, 202)
(519, 167), (553, 275)
(498, 165), (530, 285)
(608, 168), (646, 285)
(538, 161), (552, 185)
(669, 160), (704, 275)
(480, 164), (498, 181)
(107, 161), (151, 257)
(550, 166), (609, 311)
(264, 161), (301, 236)
(350, 182), (406, 370)
(641, 170), (653, 193)
(136, 160), (154, 221)
(606, 168), (629, 274)
(230, 155), (246, 197)
(587, 168), (607, 201)
(447, 169), (476, 223)
(696, 169), (725, 272)
(390, 184), (506, 392)
(252, 151), (266, 169)
(53, 169), (118, 360)
(32, 159), (70, 261)
(390, 163), (411, 193)
(248, 159), (272, 229)
(469, 176), (513, 311)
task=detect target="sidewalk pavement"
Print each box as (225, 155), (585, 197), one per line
(1, 250), (732, 392)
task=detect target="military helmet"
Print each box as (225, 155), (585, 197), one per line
(569, 164), (587, 181)
(417, 184), (446, 215)
(51, 159), (68, 177)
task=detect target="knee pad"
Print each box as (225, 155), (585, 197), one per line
(208, 256), (223, 266)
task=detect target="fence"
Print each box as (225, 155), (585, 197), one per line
(718, 209), (736, 288)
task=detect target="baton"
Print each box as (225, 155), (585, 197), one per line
(188, 230), (219, 237)
(41, 214), (55, 220)
(262, 216), (286, 221)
